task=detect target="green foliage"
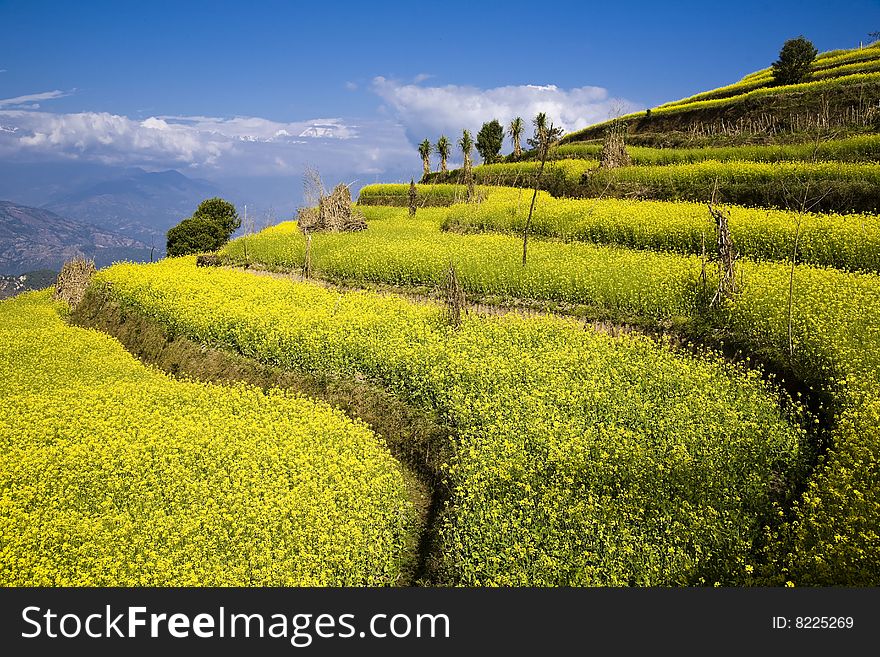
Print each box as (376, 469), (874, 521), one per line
(166, 198), (240, 257)
(0, 291), (418, 585)
(476, 119), (505, 164)
(527, 112), (564, 156)
(166, 216), (225, 257)
(193, 197), (241, 235)
(772, 36), (819, 86)
(98, 257), (805, 585)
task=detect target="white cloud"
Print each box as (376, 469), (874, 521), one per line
(371, 77), (641, 145)
(0, 89), (72, 108)
(155, 114), (358, 141)
(2, 110), (227, 165)
(0, 108), (416, 179)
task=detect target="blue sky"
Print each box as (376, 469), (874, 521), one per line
(1, 0), (879, 184)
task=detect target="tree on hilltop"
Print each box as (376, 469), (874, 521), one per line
(476, 119), (504, 164)
(772, 36), (818, 86)
(436, 135), (451, 173)
(418, 139), (433, 181)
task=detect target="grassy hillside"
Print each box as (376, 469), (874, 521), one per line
(562, 43), (880, 144)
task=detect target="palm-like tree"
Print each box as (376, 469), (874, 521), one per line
(418, 139), (433, 180)
(527, 112), (562, 157)
(436, 135), (451, 173)
(508, 117), (524, 158)
(533, 112), (548, 146)
(459, 130), (474, 171)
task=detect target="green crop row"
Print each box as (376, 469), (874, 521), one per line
(657, 76), (771, 109)
(812, 42), (880, 71)
(439, 188), (880, 273)
(580, 159), (880, 214)
(228, 214), (706, 318)
(0, 292), (418, 586)
(425, 157), (880, 214)
(97, 257), (807, 586)
(552, 135), (880, 164)
(357, 183), (489, 207)
(423, 160), (596, 196)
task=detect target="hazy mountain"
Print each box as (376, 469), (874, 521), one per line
(42, 168), (221, 246)
(0, 161), (126, 208)
(0, 201), (153, 276)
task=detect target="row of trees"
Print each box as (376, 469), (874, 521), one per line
(418, 115), (539, 178)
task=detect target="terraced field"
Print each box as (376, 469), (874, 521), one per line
(425, 157), (880, 212)
(563, 43), (880, 142)
(221, 198), (880, 585)
(0, 292), (419, 585)
(367, 185), (880, 272)
(93, 257), (810, 585)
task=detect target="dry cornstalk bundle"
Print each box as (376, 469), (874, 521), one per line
(53, 256), (96, 308)
(708, 202), (739, 305)
(599, 121), (631, 169)
(408, 179), (417, 217)
(196, 254), (222, 267)
(297, 182), (367, 234)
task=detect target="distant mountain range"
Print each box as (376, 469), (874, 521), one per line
(0, 200), (153, 276)
(0, 162), (221, 248)
(44, 169), (221, 245)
